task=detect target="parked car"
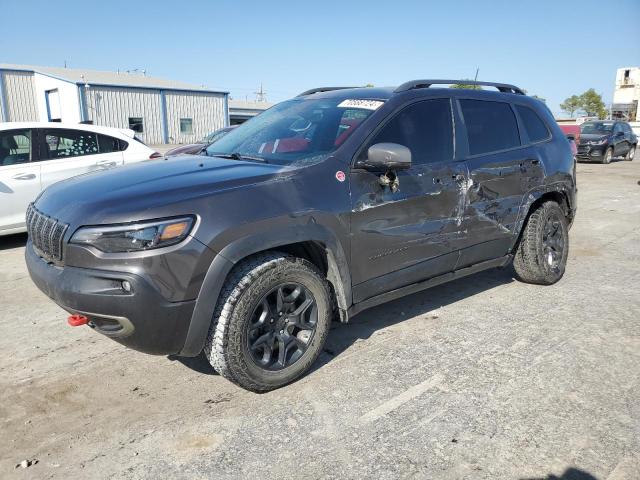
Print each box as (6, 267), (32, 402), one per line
(577, 120), (637, 163)
(0, 122), (160, 236)
(26, 80), (577, 391)
(164, 126), (238, 157)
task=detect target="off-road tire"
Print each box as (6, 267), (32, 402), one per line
(513, 201), (569, 285)
(603, 147), (613, 164)
(625, 144), (636, 161)
(204, 252), (331, 392)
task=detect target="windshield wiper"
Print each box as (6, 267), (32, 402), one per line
(210, 152), (267, 163)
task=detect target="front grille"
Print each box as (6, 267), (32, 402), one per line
(26, 204), (69, 262)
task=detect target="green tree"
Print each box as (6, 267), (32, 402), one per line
(450, 81), (482, 90)
(579, 88), (607, 119)
(560, 95), (582, 117)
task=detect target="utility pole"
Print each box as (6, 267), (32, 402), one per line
(254, 83), (267, 102)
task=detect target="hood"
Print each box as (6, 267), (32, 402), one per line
(35, 155), (290, 225)
(165, 143), (206, 156)
(579, 133), (609, 144)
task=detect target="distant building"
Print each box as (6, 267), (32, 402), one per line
(229, 100), (273, 125)
(0, 64), (229, 144)
(612, 67), (639, 121)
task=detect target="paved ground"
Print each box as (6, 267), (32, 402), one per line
(1, 160), (639, 479)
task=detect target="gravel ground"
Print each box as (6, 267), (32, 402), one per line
(1, 160), (639, 480)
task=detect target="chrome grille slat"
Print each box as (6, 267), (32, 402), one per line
(26, 203), (68, 263)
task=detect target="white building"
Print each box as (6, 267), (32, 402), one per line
(228, 100), (273, 125)
(612, 67), (640, 121)
(0, 64), (229, 144)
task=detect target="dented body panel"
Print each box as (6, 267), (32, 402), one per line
(26, 85), (576, 357)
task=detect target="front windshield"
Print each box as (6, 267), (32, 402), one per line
(580, 122), (614, 135)
(206, 98), (381, 165)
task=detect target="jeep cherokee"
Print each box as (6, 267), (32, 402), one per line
(25, 80), (577, 391)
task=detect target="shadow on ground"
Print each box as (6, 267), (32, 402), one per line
(0, 232), (27, 251)
(172, 265), (514, 379)
(522, 467), (599, 480)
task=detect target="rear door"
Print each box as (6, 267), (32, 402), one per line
(455, 98), (543, 267)
(38, 128), (122, 190)
(349, 98), (467, 303)
(0, 129), (40, 232)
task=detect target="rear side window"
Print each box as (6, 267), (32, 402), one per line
(97, 134), (127, 153)
(42, 129), (98, 160)
(360, 98), (453, 165)
(460, 99), (520, 155)
(516, 105), (549, 143)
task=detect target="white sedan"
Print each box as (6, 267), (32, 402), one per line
(0, 122), (160, 236)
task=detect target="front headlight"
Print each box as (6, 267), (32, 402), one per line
(70, 216), (195, 253)
(587, 138), (608, 145)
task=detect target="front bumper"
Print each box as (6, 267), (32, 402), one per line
(26, 242), (196, 355)
(576, 144), (606, 161)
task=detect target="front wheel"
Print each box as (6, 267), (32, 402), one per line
(205, 253), (332, 392)
(603, 147), (613, 164)
(513, 201), (569, 285)
(625, 144), (636, 161)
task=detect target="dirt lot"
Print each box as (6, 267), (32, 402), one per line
(1, 160), (639, 479)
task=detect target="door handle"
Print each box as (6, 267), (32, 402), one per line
(96, 160), (117, 168)
(11, 173), (36, 180)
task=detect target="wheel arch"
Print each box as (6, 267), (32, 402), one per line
(179, 226), (352, 357)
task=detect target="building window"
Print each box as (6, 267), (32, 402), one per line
(180, 118), (193, 134)
(128, 117), (144, 133)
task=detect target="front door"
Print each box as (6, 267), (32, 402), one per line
(349, 98), (467, 303)
(0, 129), (40, 233)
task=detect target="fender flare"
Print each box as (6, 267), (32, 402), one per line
(178, 224), (352, 357)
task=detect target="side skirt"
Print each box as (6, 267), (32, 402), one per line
(346, 255), (512, 319)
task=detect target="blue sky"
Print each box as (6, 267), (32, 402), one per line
(2, 0), (639, 116)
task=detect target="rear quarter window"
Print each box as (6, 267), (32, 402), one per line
(515, 105), (550, 143)
(460, 99), (520, 155)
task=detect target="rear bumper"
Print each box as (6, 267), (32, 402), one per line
(26, 242), (196, 355)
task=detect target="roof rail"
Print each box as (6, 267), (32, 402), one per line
(296, 86), (357, 97)
(394, 79), (526, 95)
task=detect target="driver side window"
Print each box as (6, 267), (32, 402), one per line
(359, 98), (453, 166)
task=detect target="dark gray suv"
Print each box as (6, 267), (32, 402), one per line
(26, 80), (577, 391)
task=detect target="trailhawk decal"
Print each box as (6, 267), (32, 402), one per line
(337, 99), (384, 110)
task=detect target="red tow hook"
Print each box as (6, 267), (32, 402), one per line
(68, 314), (88, 327)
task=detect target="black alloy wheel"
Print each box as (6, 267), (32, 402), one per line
(247, 283), (318, 370)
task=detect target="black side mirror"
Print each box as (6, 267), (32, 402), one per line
(358, 143), (412, 171)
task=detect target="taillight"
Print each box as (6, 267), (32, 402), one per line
(149, 152), (162, 159)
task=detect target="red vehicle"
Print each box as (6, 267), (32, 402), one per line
(558, 124), (579, 157)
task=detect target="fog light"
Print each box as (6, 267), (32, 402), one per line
(122, 280), (132, 292)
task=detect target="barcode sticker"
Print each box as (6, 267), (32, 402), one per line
(337, 99), (384, 110)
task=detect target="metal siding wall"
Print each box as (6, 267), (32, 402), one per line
(165, 91), (226, 144)
(2, 71), (39, 121)
(84, 86), (164, 144)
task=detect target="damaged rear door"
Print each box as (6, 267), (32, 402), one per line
(455, 98), (540, 267)
(349, 98), (467, 303)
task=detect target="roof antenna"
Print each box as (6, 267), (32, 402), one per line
(474, 67), (479, 81)
(64, 60), (67, 68)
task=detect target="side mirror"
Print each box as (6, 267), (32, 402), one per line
(358, 143), (411, 171)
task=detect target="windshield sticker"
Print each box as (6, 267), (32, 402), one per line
(337, 99), (384, 110)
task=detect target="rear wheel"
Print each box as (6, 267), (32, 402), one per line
(625, 144), (636, 161)
(513, 201), (569, 285)
(205, 252), (331, 392)
(603, 147), (613, 164)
